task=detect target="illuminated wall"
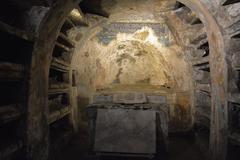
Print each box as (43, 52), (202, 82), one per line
(70, 0), (194, 131)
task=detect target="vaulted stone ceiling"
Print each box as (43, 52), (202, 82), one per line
(70, 0), (203, 96)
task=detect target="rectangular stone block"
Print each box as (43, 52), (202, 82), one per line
(94, 109), (156, 154)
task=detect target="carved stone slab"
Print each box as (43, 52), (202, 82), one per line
(94, 109), (156, 154)
(113, 92), (147, 104)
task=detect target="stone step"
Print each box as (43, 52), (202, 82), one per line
(49, 83), (69, 90)
(192, 56), (209, 66)
(55, 42), (72, 53)
(48, 106), (71, 124)
(190, 32), (207, 46)
(48, 88), (69, 95)
(58, 33), (75, 48)
(51, 57), (70, 73)
(193, 69), (211, 84)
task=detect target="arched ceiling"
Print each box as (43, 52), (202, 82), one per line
(79, 0), (203, 48)
(70, 0), (199, 96)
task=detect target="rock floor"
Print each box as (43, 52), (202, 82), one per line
(57, 130), (208, 160)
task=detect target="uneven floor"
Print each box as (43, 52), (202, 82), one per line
(57, 130), (208, 160)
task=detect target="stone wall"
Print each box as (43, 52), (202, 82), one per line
(71, 8), (193, 132)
